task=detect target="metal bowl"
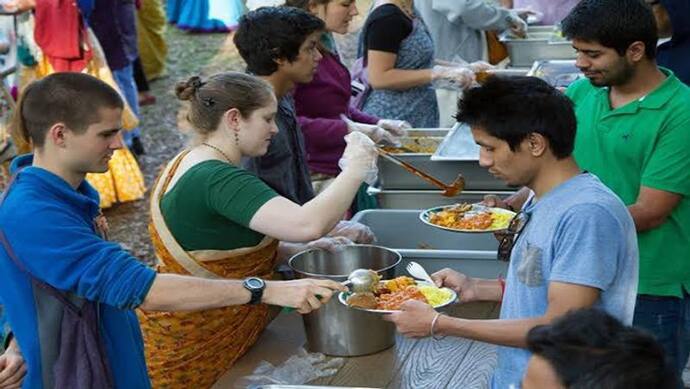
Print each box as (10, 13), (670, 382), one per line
(288, 245), (402, 356)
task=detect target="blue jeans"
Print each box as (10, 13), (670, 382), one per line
(633, 292), (690, 387)
(112, 64), (141, 146)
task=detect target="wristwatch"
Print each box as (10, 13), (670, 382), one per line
(243, 277), (266, 305)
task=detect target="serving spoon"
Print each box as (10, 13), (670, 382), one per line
(377, 147), (465, 197)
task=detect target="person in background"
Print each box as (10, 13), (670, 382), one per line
(415, 0), (527, 126)
(648, 0), (690, 86)
(560, 0), (690, 382)
(136, 0), (168, 81)
(358, 0), (480, 128)
(234, 6), (377, 241)
(133, 57), (156, 107)
(0, 72), (346, 389)
(138, 71), (376, 388)
(3, 0), (146, 209)
(416, 0), (527, 63)
(384, 76), (639, 389)
(500, 0), (580, 26)
(494, 0), (690, 382)
(167, 0), (245, 32)
(523, 308), (678, 389)
(89, 0), (145, 156)
(286, 0), (408, 198)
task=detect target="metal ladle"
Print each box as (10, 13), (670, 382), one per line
(345, 268), (380, 293)
(377, 147), (465, 197)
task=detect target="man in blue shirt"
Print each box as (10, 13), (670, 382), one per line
(652, 0), (690, 86)
(384, 76), (639, 388)
(0, 73), (344, 388)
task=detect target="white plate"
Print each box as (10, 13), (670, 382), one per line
(338, 281), (457, 314)
(420, 204), (516, 233)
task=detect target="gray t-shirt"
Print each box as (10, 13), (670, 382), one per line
(492, 173), (638, 388)
(243, 95), (315, 205)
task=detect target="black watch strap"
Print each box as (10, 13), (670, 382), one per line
(243, 277), (265, 305)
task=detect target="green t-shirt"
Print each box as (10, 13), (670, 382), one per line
(567, 69), (690, 297)
(161, 160), (279, 251)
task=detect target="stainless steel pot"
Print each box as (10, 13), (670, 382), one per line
(288, 245), (401, 356)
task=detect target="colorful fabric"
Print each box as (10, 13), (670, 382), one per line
(33, 0), (92, 72)
(136, 0), (168, 79)
(15, 26), (146, 209)
(161, 160), (277, 251)
(0, 155), (156, 389)
(567, 69), (690, 297)
(167, 0), (245, 32)
(138, 151), (280, 388)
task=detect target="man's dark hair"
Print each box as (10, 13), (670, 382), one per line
(561, 0), (658, 59)
(526, 308), (678, 389)
(233, 6), (324, 76)
(11, 72), (123, 148)
(455, 76), (576, 159)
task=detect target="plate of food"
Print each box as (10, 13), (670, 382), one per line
(420, 203), (516, 233)
(339, 276), (457, 314)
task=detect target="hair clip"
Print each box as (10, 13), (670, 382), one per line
(202, 97), (216, 107)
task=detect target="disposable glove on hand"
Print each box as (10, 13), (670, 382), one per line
(431, 65), (476, 90)
(337, 131), (378, 185)
(376, 119), (411, 137)
(341, 114), (400, 146)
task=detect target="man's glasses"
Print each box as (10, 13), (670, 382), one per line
(498, 211), (530, 262)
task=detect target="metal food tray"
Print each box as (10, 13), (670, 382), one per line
(351, 210), (508, 279)
(431, 122), (480, 161)
(500, 26), (576, 68)
(527, 59), (583, 88)
(367, 187), (515, 210)
(377, 123), (509, 191)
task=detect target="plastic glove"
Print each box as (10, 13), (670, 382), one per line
(328, 220), (376, 244)
(306, 236), (354, 252)
(235, 348), (344, 387)
(431, 65), (476, 90)
(467, 61), (494, 73)
(506, 11), (528, 38)
(337, 131), (378, 185)
(340, 114), (400, 146)
(376, 119), (411, 137)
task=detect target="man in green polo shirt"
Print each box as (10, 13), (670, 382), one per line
(561, 0), (690, 381)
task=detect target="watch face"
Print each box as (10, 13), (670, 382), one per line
(246, 278), (264, 289)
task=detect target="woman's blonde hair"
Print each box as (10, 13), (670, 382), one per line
(175, 72), (274, 135)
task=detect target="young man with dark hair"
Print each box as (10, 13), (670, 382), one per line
(234, 6), (325, 205)
(233, 6), (375, 248)
(0, 72), (344, 388)
(561, 0), (690, 379)
(384, 76), (638, 388)
(523, 308), (678, 389)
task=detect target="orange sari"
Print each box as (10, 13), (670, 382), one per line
(137, 151), (279, 388)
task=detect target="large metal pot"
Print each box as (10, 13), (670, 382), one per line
(288, 245), (401, 356)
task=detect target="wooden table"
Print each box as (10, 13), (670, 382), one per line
(214, 302), (500, 388)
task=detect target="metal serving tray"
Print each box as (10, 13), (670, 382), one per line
(500, 26), (576, 68)
(378, 124), (509, 191)
(528, 59), (583, 88)
(351, 210), (508, 279)
(367, 187), (515, 210)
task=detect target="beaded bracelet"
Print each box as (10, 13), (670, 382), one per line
(430, 312), (446, 340)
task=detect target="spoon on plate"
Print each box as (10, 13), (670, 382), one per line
(406, 261), (435, 285)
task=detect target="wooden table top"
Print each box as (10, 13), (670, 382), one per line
(214, 302), (501, 389)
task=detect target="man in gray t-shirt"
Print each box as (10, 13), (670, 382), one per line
(384, 76), (638, 388)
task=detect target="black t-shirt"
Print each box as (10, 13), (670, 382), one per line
(363, 4), (413, 62)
